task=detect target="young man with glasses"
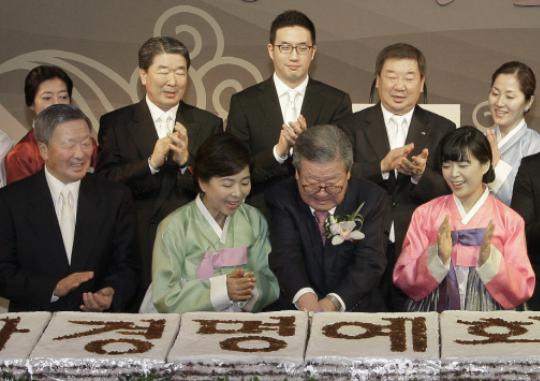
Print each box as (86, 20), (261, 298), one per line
(265, 124), (388, 312)
(227, 10), (352, 217)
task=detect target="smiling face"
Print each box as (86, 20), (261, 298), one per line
(295, 159), (350, 212)
(199, 166), (251, 227)
(38, 119), (93, 184)
(267, 25), (316, 88)
(139, 53), (188, 111)
(489, 73), (533, 134)
(442, 152), (490, 211)
(31, 77), (71, 115)
(376, 58), (425, 115)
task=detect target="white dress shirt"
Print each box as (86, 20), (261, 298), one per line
(146, 95), (180, 174)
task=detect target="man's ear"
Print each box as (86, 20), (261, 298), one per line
(38, 142), (48, 161)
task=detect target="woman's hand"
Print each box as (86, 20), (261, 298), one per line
(478, 222), (495, 266)
(438, 216), (452, 264)
(226, 269), (256, 301)
(486, 129), (500, 167)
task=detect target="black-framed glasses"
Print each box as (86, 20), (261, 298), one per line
(302, 184), (343, 195)
(274, 44), (313, 55)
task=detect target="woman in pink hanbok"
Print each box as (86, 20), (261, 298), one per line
(393, 126), (534, 311)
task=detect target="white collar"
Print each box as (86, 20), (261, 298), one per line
(309, 206), (336, 216)
(496, 118), (527, 148)
(453, 186), (490, 225)
(273, 73), (309, 98)
(145, 95), (179, 124)
(380, 103), (415, 128)
(44, 166), (81, 205)
(195, 194), (231, 243)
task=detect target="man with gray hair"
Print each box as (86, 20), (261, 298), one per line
(0, 104), (138, 312)
(266, 124), (388, 312)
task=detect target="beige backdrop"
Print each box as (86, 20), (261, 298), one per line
(1, 0), (540, 142)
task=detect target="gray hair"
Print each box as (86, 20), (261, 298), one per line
(34, 104), (92, 144)
(292, 124), (353, 171)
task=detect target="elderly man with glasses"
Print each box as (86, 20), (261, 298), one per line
(265, 124), (388, 312)
(227, 10), (352, 217)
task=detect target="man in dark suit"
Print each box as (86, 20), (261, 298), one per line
(338, 43), (455, 311)
(96, 37), (222, 305)
(227, 10), (352, 214)
(0, 104), (138, 312)
(266, 124), (387, 312)
(511, 152), (540, 310)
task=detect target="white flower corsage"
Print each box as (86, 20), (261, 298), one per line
(325, 202), (366, 246)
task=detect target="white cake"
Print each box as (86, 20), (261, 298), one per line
(305, 312), (440, 380)
(166, 310), (308, 380)
(441, 310), (540, 380)
(29, 312), (180, 380)
(0, 312), (51, 378)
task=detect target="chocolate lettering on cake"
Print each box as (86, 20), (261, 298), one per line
(0, 317), (30, 351)
(53, 319), (166, 354)
(194, 316), (295, 336)
(84, 338), (153, 355)
(455, 318), (540, 345)
(219, 336), (287, 352)
(322, 317), (428, 352)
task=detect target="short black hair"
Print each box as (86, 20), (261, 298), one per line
(138, 36), (191, 71)
(375, 43), (426, 77)
(491, 61), (536, 102)
(194, 133), (250, 185)
(24, 65), (73, 107)
(439, 126), (495, 183)
(269, 10), (316, 44)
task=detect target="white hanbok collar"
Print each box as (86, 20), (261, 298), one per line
(496, 118), (526, 148)
(453, 186), (490, 225)
(195, 194), (231, 243)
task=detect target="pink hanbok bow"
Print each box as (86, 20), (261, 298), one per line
(196, 247), (248, 280)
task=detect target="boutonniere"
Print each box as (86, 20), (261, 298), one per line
(324, 202), (366, 245)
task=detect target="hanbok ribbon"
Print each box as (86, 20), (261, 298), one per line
(451, 228), (485, 246)
(196, 247), (248, 280)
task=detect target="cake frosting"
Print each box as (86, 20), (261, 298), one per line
(440, 310), (540, 380)
(0, 312), (51, 378)
(166, 310), (308, 380)
(29, 312), (180, 380)
(305, 312), (440, 380)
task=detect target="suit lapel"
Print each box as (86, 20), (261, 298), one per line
(25, 172), (70, 270)
(364, 104), (393, 167)
(129, 100), (158, 158)
(301, 79), (323, 127)
(295, 191), (325, 270)
(257, 78), (285, 130)
(405, 106), (431, 156)
(70, 177), (100, 271)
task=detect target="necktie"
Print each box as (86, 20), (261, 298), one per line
(314, 210), (329, 244)
(157, 115), (174, 138)
(389, 116), (407, 149)
(59, 188), (75, 264)
(284, 91), (298, 124)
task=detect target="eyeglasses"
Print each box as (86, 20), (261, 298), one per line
(302, 184), (343, 195)
(274, 44), (313, 55)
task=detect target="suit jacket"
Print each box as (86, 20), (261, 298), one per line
(511, 152), (540, 310)
(0, 171), (139, 312)
(96, 100), (223, 290)
(338, 103), (455, 252)
(265, 177), (388, 312)
(227, 77), (352, 212)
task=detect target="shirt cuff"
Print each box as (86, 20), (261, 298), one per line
(427, 244), (450, 283)
(489, 159), (512, 192)
(209, 274), (233, 311)
(242, 287), (260, 312)
(273, 145), (288, 164)
(382, 171), (390, 180)
(292, 287), (316, 309)
(51, 293), (59, 303)
(148, 158), (160, 174)
(476, 244), (502, 284)
(327, 292), (346, 312)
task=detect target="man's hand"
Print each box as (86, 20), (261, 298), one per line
(149, 135), (172, 169)
(80, 287), (114, 312)
(169, 121), (189, 166)
(318, 297), (338, 312)
(397, 148), (429, 180)
(226, 269), (255, 302)
(54, 271), (94, 298)
(437, 216), (452, 265)
(296, 292), (320, 312)
(380, 143), (415, 173)
(275, 115), (307, 158)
